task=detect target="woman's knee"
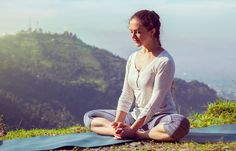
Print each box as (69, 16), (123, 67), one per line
(163, 114), (190, 140)
(83, 109), (116, 129)
(83, 110), (95, 128)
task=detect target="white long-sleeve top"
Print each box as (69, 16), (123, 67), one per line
(117, 50), (177, 125)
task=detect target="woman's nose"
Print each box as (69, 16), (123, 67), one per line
(131, 33), (136, 38)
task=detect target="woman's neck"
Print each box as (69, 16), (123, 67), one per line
(141, 40), (163, 56)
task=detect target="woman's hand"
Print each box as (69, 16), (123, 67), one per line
(111, 122), (136, 139)
(111, 121), (124, 138)
(116, 125), (136, 139)
(111, 121), (123, 138)
(111, 122), (123, 129)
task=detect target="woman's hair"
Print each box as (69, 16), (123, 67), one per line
(130, 10), (161, 46)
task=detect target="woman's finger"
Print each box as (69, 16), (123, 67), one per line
(115, 128), (123, 134)
(111, 122), (117, 126)
(117, 122), (127, 128)
(111, 122), (117, 128)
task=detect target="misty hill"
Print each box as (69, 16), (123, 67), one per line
(0, 30), (218, 130)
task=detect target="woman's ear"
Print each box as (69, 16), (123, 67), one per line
(151, 28), (156, 37)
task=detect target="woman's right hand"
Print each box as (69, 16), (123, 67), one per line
(111, 122), (130, 139)
(111, 122), (122, 139)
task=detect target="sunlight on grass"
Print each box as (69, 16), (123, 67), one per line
(2, 125), (90, 140)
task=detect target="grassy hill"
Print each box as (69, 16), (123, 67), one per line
(0, 30), (219, 130)
(1, 100), (235, 151)
(0, 31), (126, 129)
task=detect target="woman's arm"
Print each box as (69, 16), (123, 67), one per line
(112, 111), (127, 134)
(114, 110), (127, 122)
(130, 116), (145, 131)
(113, 55), (135, 138)
(116, 55), (134, 118)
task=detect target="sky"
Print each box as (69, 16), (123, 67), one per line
(0, 0), (236, 83)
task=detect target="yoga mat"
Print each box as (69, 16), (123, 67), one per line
(0, 133), (136, 151)
(181, 124), (236, 143)
(0, 124), (235, 151)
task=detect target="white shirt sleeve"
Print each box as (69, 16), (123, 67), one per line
(137, 59), (175, 124)
(116, 55), (135, 113)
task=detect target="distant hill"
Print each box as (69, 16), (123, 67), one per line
(174, 78), (218, 116)
(0, 30), (218, 130)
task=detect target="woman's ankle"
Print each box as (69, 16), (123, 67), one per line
(135, 129), (149, 140)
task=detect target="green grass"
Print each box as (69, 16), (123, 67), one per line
(1, 100), (236, 150)
(189, 100), (236, 128)
(1, 125), (90, 140)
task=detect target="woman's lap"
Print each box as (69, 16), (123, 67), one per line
(144, 113), (190, 140)
(84, 110), (190, 140)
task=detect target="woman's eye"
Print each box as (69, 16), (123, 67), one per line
(129, 30), (141, 35)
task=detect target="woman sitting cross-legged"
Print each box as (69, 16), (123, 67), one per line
(83, 9), (190, 141)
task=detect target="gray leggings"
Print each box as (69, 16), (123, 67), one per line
(84, 109), (190, 140)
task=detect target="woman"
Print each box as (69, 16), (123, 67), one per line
(84, 10), (190, 141)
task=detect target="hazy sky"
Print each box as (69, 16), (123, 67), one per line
(1, 0), (236, 82)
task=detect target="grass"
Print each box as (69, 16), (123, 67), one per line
(1, 100), (236, 151)
(189, 100), (236, 128)
(1, 125), (90, 140)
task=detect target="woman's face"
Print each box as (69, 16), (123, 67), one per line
(129, 18), (154, 47)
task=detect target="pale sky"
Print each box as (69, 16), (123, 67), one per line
(0, 0), (236, 82)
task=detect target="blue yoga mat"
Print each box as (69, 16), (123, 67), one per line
(0, 124), (236, 151)
(181, 124), (236, 143)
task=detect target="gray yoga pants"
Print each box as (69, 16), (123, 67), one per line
(83, 109), (190, 140)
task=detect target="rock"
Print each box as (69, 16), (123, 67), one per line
(129, 141), (144, 147)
